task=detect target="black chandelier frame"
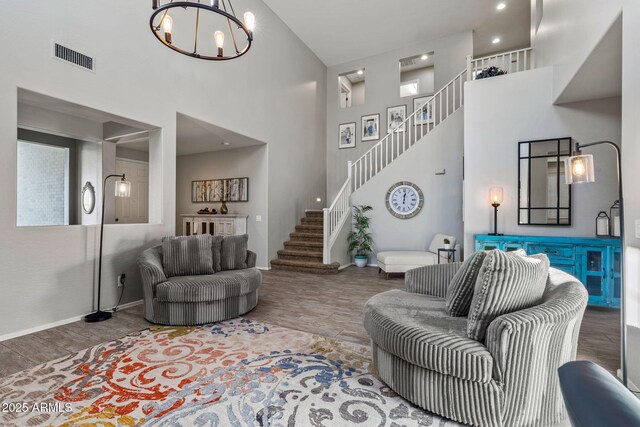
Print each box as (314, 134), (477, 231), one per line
(150, 0), (253, 61)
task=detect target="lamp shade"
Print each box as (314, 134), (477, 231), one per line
(489, 187), (503, 205)
(564, 154), (595, 184)
(115, 178), (131, 197)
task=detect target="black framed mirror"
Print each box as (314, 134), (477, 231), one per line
(518, 137), (572, 226)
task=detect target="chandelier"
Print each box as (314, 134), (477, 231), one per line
(150, 0), (255, 61)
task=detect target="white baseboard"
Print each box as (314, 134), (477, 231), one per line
(339, 263), (353, 270)
(0, 299), (143, 343)
(256, 266), (271, 271)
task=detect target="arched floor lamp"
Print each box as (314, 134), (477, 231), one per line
(84, 174), (131, 323)
(564, 140), (627, 387)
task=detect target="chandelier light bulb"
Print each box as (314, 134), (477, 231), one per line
(214, 31), (225, 48)
(244, 12), (256, 32)
(161, 14), (173, 43)
(214, 30), (225, 57)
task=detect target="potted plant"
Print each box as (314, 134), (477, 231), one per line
(348, 205), (374, 268)
(443, 238), (451, 250)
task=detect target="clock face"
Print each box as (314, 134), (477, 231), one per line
(386, 182), (424, 219)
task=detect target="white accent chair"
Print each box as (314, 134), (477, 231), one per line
(376, 234), (457, 279)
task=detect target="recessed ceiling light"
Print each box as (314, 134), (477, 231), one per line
(421, 54), (428, 60)
(357, 70), (364, 75)
(492, 37), (501, 44)
(497, 3), (506, 10)
(221, 142), (231, 146)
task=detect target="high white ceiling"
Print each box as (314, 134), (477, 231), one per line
(176, 113), (265, 156)
(263, 0), (531, 66)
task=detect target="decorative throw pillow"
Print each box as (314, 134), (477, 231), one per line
(162, 235), (214, 277)
(220, 234), (248, 271)
(467, 250), (549, 341)
(445, 251), (487, 317)
(211, 235), (224, 272)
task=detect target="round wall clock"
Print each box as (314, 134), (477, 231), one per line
(385, 181), (424, 219)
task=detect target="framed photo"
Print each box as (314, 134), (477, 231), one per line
(361, 114), (380, 142)
(339, 122), (356, 149)
(191, 177), (249, 202)
(387, 105), (406, 133)
(414, 96), (433, 126)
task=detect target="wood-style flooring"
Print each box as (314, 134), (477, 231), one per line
(0, 267), (621, 380)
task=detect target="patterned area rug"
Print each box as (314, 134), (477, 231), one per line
(0, 319), (461, 426)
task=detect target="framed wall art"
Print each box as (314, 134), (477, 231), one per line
(339, 122), (356, 149)
(191, 177), (249, 203)
(361, 113), (380, 142)
(387, 105), (406, 133)
(413, 96), (434, 126)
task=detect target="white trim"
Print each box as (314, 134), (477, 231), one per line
(339, 263), (353, 270)
(115, 157), (149, 165)
(256, 266), (271, 271)
(0, 299), (143, 342)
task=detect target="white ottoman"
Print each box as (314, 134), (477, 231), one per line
(376, 251), (439, 278)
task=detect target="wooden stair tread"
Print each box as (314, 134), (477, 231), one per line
(270, 259), (339, 274)
(278, 249), (323, 257)
(283, 240), (323, 248)
(289, 233), (323, 242)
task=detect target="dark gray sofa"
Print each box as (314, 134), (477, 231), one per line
(138, 241), (260, 326)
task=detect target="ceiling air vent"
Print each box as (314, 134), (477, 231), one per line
(53, 43), (94, 72)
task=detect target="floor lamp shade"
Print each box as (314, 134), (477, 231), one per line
(564, 154), (595, 184)
(115, 177), (131, 197)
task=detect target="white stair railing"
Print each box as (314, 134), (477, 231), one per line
(466, 47), (534, 81)
(324, 48), (535, 265)
(351, 69), (467, 192)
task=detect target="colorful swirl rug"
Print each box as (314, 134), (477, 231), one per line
(0, 319), (461, 426)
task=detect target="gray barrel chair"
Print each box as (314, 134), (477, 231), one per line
(365, 263), (588, 427)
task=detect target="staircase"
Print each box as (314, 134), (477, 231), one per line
(270, 210), (340, 274)
(321, 48), (534, 266)
(268, 49), (534, 272)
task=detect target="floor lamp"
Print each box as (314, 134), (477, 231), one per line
(564, 141), (627, 387)
(84, 174), (131, 323)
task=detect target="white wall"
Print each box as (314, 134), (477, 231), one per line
(327, 32), (472, 200)
(464, 67), (621, 253)
(351, 109), (464, 263)
(622, 0), (640, 389)
(401, 66), (435, 95)
(533, 0), (622, 101)
(176, 145), (269, 268)
(0, 0), (326, 337)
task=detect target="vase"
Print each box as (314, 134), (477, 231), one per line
(220, 201), (228, 215)
(354, 255), (368, 268)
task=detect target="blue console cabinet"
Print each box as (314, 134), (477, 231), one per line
(475, 234), (621, 308)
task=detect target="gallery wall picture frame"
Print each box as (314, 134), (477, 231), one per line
(387, 105), (407, 133)
(361, 114), (380, 142)
(191, 177), (249, 203)
(413, 96), (434, 126)
(339, 122), (357, 149)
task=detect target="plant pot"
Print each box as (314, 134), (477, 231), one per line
(354, 256), (368, 268)
(444, 244), (451, 250)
